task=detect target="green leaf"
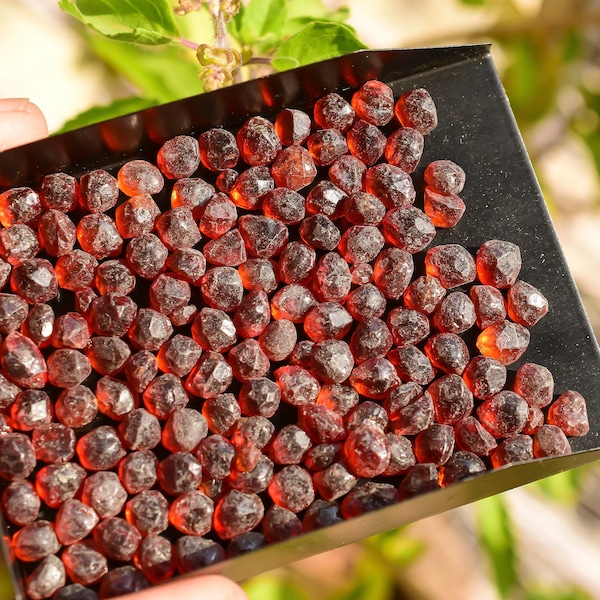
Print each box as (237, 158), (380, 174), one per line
(282, 0), (350, 37)
(272, 21), (367, 71)
(526, 585), (593, 600)
(243, 574), (308, 600)
(475, 495), (518, 600)
(58, 0), (180, 45)
(87, 34), (203, 103)
(529, 466), (586, 505)
(56, 97), (158, 133)
(234, 0), (287, 48)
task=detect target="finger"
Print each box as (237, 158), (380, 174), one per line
(114, 574), (248, 600)
(0, 99), (48, 152)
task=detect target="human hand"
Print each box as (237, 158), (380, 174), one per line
(0, 98), (48, 151)
(114, 574), (249, 600)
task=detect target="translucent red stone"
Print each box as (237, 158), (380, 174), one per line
(424, 332), (470, 375)
(547, 390), (589, 436)
(268, 465), (315, 513)
(271, 145), (317, 191)
(455, 416), (498, 456)
(118, 450), (158, 495)
(351, 80), (395, 126)
(94, 516), (142, 562)
(143, 373), (188, 419)
(62, 541), (108, 586)
(462, 355), (507, 400)
(329, 155), (366, 195)
(10, 391), (52, 435)
(425, 243), (476, 288)
(439, 451), (486, 487)
(0, 223), (40, 265)
(55, 385), (98, 428)
(134, 535), (176, 584)
(213, 489), (265, 540)
(344, 422), (390, 478)
(395, 88), (438, 134)
(185, 351), (233, 399)
(384, 127), (424, 173)
(469, 284), (507, 329)
(81, 470), (128, 518)
(428, 374), (474, 425)
(236, 116), (281, 166)
(171, 177), (214, 217)
(77, 214), (123, 260)
(513, 362), (554, 408)
(125, 490), (169, 536)
(274, 108), (311, 146)
(25, 555), (66, 600)
(12, 521), (60, 565)
(199, 129), (239, 171)
(262, 505), (303, 543)
(477, 390), (529, 438)
(476, 239), (522, 289)
(476, 320), (530, 365)
(0, 432), (37, 480)
(373, 247), (414, 299)
(76, 425), (126, 471)
(491, 434), (533, 468)
(115, 193), (161, 239)
(414, 423), (455, 466)
(2, 479), (40, 526)
(40, 172), (78, 212)
(347, 119), (386, 165)
(533, 424), (571, 458)
(507, 280), (549, 327)
(0, 187), (42, 227)
(350, 357), (400, 399)
(55, 498), (99, 545)
(158, 134), (201, 178)
(32, 422), (77, 464)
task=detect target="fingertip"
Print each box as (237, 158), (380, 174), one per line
(0, 100), (48, 152)
(114, 574), (249, 600)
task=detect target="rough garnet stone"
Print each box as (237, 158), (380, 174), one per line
(0, 79), (591, 596)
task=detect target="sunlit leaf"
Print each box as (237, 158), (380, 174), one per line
(233, 0), (287, 48)
(272, 21), (367, 71)
(56, 97), (158, 133)
(58, 0), (180, 44)
(87, 34), (203, 103)
(529, 468), (585, 505)
(475, 495), (518, 600)
(243, 573), (308, 600)
(525, 585), (593, 600)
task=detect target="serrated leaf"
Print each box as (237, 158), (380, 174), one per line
(56, 97), (158, 133)
(475, 495), (518, 600)
(272, 22), (367, 72)
(87, 35), (203, 103)
(58, 0), (180, 45)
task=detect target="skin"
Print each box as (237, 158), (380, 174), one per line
(0, 98), (48, 151)
(0, 99), (249, 600)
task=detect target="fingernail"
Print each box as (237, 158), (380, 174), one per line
(0, 98), (30, 112)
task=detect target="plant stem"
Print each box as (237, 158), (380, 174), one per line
(179, 37), (199, 51)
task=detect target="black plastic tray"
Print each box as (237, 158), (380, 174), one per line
(2, 45), (600, 592)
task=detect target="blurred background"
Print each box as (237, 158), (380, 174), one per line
(2, 0), (600, 598)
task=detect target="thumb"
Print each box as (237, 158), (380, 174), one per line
(0, 98), (48, 152)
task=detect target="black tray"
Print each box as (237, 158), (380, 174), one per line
(2, 45), (600, 593)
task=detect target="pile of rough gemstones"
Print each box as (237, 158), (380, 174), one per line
(0, 78), (590, 600)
